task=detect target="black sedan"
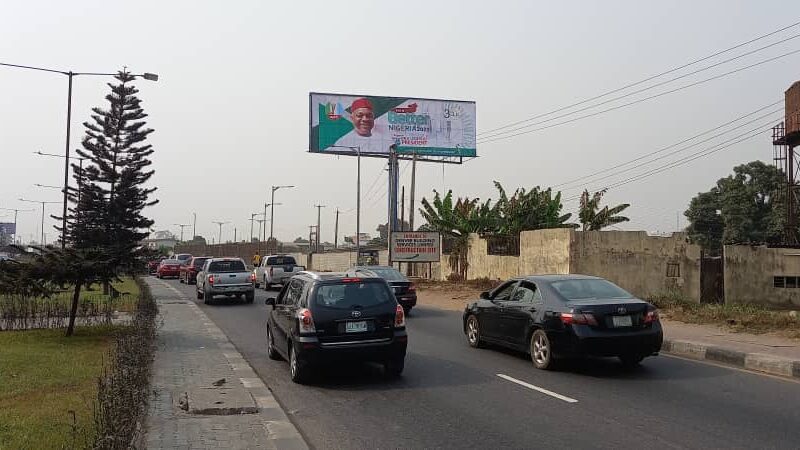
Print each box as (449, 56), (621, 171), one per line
(463, 275), (663, 369)
(349, 266), (417, 314)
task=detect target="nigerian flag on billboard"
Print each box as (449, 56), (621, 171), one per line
(309, 93), (476, 157)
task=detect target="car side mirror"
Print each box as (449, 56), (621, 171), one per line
(265, 298), (275, 307)
(480, 291), (490, 300)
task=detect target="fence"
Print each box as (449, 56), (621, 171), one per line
(486, 234), (520, 256)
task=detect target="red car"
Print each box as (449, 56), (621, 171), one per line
(157, 259), (182, 279)
(180, 256), (212, 285)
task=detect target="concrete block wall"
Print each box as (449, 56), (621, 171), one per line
(569, 231), (701, 302)
(724, 245), (800, 307)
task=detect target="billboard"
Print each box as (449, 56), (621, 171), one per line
(309, 93), (476, 158)
(0, 223), (15, 235)
(390, 231), (441, 263)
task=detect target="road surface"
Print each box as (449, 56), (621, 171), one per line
(165, 278), (800, 449)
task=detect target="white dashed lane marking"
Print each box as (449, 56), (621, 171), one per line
(497, 374), (579, 403)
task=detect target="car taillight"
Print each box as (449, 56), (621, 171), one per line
(297, 308), (316, 333)
(342, 277), (362, 283)
(644, 309), (660, 324)
(408, 283), (416, 292)
(208, 275), (215, 285)
(560, 312), (597, 326)
(249, 273), (256, 283)
(395, 304), (406, 328)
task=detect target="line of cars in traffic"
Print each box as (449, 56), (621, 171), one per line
(153, 252), (662, 384)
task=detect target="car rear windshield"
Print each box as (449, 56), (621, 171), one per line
(550, 279), (633, 300)
(363, 267), (406, 282)
(208, 260), (246, 273)
(313, 281), (394, 309)
(267, 256), (296, 265)
(176, 254), (192, 261)
(193, 258), (210, 267)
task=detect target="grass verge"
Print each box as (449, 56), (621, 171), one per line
(649, 292), (800, 339)
(0, 325), (120, 449)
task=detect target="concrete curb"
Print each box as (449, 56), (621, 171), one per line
(662, 338), (800, 380)
(158, 281), (309, 450)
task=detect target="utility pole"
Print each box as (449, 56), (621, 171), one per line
(234, 227), (237, 243)
(0, 207), (33, 245)
(407, 154), (417, 276)
(400, 186), (405, 231)
(308, 225), (316, 253)
(315, 205), (326, 252)
(193, 213), (197, 240)
(334, 209), (340, 249)
(173, 224), (189, 242)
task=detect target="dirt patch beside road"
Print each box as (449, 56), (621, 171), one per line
(415, 280), (485, 312)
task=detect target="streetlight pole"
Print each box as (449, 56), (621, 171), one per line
(328, 146), (361, 263)
(19, 198), (60, 246)
(212, 221), (230, 245)
(1, 62), (158, 250)
(0, 207), (33, 245)
(269, 185), (295, 244)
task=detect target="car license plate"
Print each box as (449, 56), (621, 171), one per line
(612, 315), (633, 327)
(345, 321), (368, 333)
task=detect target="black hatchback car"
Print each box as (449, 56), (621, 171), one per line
(266, 272), (408, 383)
(463, 275), (663, 369)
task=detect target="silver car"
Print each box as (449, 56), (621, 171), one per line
(196, 257), (255, 304)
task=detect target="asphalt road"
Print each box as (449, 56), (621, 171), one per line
(165, 277), (800, 449)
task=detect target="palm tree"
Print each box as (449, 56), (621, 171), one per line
(579, 189), (630, 231)
(419, 190), (495, 279)
(492, 181), (574, 234)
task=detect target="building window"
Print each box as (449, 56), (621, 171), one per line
(666, 263), (680, 278)
(774, 276), (800, 288)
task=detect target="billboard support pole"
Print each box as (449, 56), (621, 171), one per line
(407, 153), (417, 275)
(388, 146), (399, 263)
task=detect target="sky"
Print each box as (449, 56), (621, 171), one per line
(2, 0), (800, 245)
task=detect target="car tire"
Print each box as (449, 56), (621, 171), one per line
(267, 326), (282, 361)
(466, 315), (484, 348)
(179, 275), (184, 284)
(619, 354), (644, 368)
(403, 306), (411, 316)
(289, 346), (308, 384)
(384, 357), (405, 378)
(263, 277), (270, 291)
(203, 289), (212, 305)
(245, 292), (255, 304)
(530, 329), (555, 370)
(196, 289), (202, 300)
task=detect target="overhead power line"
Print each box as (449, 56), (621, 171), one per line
(562, 122), (774, 203)
(479, 34), (800, 142)
(478, 48), (800, 145)
(551, 100), (783, 189)
(478, 20), (800, 137)
(556, 107), (784, 193)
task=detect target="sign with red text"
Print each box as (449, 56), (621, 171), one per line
(390, 231), (441, 263)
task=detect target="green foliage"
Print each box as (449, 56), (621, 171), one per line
(493, 181), (574, 234)
(578, 189), (630, 231)
(685, 161), (789, 254)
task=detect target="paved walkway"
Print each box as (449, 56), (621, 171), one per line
(144, 279), (307, 450)
(661, 319), (800, 379)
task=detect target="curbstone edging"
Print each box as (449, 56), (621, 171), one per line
(662, 338), (800, 381)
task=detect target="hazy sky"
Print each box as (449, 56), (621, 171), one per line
(2, 1), (800, 245)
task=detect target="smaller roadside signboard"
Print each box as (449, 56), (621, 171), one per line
(390, 231), (441, 263)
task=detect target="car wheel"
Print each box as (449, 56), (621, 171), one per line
(289, 346), (308, 384)
(619, 354), (645, 368)
(179, 275), (184, 283)
(196, 289), (202, 300)
(267, 326), (282, 361)
(531, 329), (555, 370)
(466, 315), (484, 348)
(403, 306), (411, 316)
(384, 357), (405, 378)
(203, 289), (212, 305)
(245, 292), (255, 304)
(263, 277), (269, 291)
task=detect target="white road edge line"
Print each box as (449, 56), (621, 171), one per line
(496, 374), (579, 403)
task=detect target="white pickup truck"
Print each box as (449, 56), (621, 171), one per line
(196, 257), (255, 304)
(254, 254), (305, 290)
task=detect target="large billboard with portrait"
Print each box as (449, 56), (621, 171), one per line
(309, 93), (476, 158)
